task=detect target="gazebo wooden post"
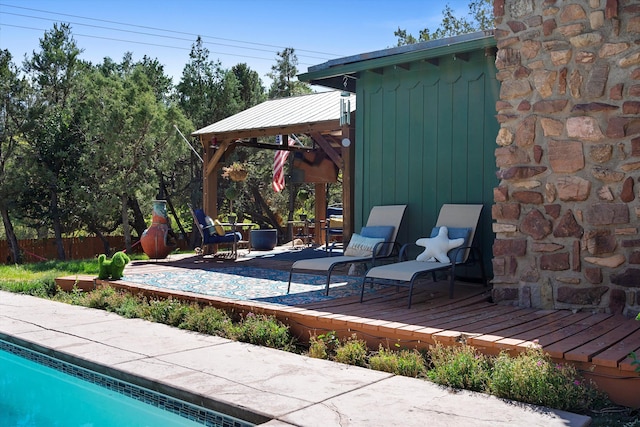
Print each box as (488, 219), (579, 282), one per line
(202, 138), (219, 218)
(314, 182), (326, 244)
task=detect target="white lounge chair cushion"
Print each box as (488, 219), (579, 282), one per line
(416, 226), (465, 263)
(293, 255), (371, 271)
(366, 260), (451, 282)
(344, 233), (385, 257)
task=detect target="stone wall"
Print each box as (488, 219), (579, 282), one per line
(492, 0), (640, 316)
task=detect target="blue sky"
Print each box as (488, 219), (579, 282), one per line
(0, 0), (473, 86)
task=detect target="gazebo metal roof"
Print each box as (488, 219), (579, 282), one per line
(192, 90), (356, 140)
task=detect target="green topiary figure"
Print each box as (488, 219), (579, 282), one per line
(97, 251), (130, 280)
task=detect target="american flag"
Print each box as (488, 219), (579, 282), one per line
(272, 135), (293, 192)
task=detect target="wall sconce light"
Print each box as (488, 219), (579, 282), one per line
(340, 76), (351, 126)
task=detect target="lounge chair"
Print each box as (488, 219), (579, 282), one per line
(360, 204), (485, 308)
(288, 204), (407, 296)
(189, 205), (242, 258)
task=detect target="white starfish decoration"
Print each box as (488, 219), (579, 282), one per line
(415, 226), (465, 263)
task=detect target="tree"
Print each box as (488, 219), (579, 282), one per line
(267, 48), (312, 99)
(82, 58), (191, 252)
(22, 23), (85, 260)
(231, 63), (266, 111)
(177, 36), (249, 221)
(177, 36), (240, 130)
(0, 50), (30, 263)
(395, 0), (493, 45)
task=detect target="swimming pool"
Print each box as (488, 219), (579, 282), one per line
(0, 340), (254, 427)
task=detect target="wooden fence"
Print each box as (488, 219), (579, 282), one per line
(0, 235), (190, 263)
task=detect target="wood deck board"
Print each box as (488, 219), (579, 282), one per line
(620, 353), (640, 372)
(533, 313), (613, 349)
(591, 328), (640, 368)
(463, 309), (558, 336)
(544, 315), (626, 359)
(496, 311), (592, 343)
(430, 305), (526, 330)
(469, 310), (578, 346)
(564, 316), (640, 363)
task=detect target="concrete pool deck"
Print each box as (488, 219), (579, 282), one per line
(0, 291), (591, 427)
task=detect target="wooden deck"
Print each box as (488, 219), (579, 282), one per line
(56, 250), (640, 407)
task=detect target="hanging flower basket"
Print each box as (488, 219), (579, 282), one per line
(222, 162), (248, 182)
(228, 169), (248, 182)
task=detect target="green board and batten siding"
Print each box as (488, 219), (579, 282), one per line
(300, 34), (500, 276)
(355, 48), (499, 274)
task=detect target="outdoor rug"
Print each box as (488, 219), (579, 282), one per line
(247, 246), (342, 262)
(123, 266), (368, 305)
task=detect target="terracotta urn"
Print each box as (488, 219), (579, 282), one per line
(140, 200), (176, 259)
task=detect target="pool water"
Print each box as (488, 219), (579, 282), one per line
(0, 343), (253, 427)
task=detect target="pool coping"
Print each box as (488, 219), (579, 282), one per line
(0, 291), (592, 427)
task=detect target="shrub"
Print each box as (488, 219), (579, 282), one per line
(144, 298), (191, 326)
(487, 347), (605, 412)
(112, 293), (143, 318)
(307, 331), (340, 359)
(369, 344), (426, 377)
(84, 285), (119, 310)
(426, 342), (490, 392)
(230, 313), (296, 351)
(334, 334), (368, 367)
(179, 305), (233, 336)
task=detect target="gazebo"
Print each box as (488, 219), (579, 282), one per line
(191, 90), (356, 243)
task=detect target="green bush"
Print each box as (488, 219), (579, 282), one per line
(426, 342), (490, 392)
(369, 344), (426, 377)
(334, 334), (368, 367)
(488, 347), (605, 412)
(229, 313), (296, 351)
(112, 293), (143, 318)
(179, 305), (233, 336)
(144, 298), (191, 326)
(307, 331), (340, 359)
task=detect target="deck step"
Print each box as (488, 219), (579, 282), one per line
(55, 275), (96, 292)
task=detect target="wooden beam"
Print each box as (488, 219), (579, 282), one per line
(310, 132), (344, 170)
(203, 143), (218, 219)
(314, 183), (326, 244)
(235, 140), (315, 152)
(205, 140), (231, 177)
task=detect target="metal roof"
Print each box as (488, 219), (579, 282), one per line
(191, 90), (356, 137)
(299, 30), (496, 90)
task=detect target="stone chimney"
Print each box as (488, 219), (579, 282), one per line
(492, 0), (640, 316)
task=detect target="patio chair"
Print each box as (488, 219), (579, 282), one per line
(189, 205), (242, 259)
(360, 204), (485, 308)
(288, 204), (407, 296)
(323, 205), (343, 253)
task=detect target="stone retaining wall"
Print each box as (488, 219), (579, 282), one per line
(492, 0), (640, 316)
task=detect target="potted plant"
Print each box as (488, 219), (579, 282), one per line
(297, 189), (311, 222)
(222, 162), (248, 182)
(224, 186), (239, 224)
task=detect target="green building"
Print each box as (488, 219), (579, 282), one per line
(299, 31), (499, 275)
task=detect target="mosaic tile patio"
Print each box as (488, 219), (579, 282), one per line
(123, 266), (369, 305)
